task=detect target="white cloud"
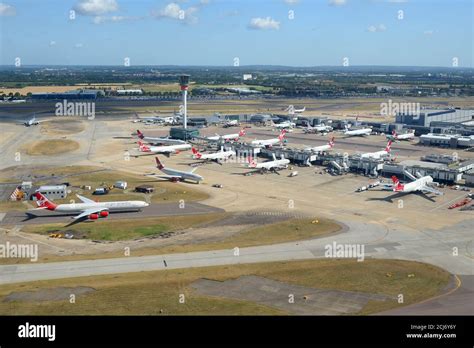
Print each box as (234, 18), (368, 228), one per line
(49, 41), (56, 46)
(73, 0), (118, 16)
(248, 17), (280, 30)
(153, 2), (198, 24)
(367, 24), (386, 32)
(284, 0), (300, 4)
(329, 0), (347, 6)
(93, 15), (137, 24)
(0, 2), (16, 16)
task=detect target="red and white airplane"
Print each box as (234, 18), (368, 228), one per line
(244, 154), (290, 175)
(391, 173), (443, 196)
(31, 192), (148, 224)
(191, 147), (236, 163)
(135, 129), (186, 145)
(360, 140), (392, 160)
(250, 130), (287, 148)
(388, 130), (415, 141)
(202, 129), (246, 142)
(304, 137), (335, 153)
(136, 140), (191, 156)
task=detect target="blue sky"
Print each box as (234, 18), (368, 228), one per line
(0, 0), (472, 67)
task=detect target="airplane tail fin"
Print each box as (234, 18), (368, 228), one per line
(34, 191), (57, 210)
(136, 130), (144, 139)
(391, 175), (404, 191)
(385, 140), (392, 152)
(278, 129), (287, 140)
(155, 156), (165, 170)
(239, 129), (246, 137)
(248, 156), (257, 168)
(138, 141), (150, 152)
(329, 137), (335, 147)
(192, 147), (202, 158)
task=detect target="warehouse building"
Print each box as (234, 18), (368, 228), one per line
(396, 108), (474, 127)
(419, 133), (474, 148)
(31, 89), (101, 100)
(34, 185), (68, 200)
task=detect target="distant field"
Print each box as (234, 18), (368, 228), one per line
(0, 259), (451, 315)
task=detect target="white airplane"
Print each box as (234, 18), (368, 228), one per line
(19, 115), (42, 127)
(223, 120), (240, 127)
(135, 129), (186, 145)
(245, 154), (290, 174)
(203, 129), (246, 142)
(391, 173), (443, 197)
(388, 130), (415, 141)
(150, 156), (203, 183)
(250, 130), (287, 148)
(191, 147), (236, 163)
(303, 124), (333, 134)
(343, 125), (372, 137)
(31, 192), (148, 224)
(273, 120), (295, 130)
(360, 140), (392, 160)
(137, 141), (191, 156)
(286, 105), (305, 114)
(304, 137), (335, 153)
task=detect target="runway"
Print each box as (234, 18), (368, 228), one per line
(0, 202), (224, 225)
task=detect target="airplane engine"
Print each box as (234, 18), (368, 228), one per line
(99, 211), (109, 218)
(89, 213), (99, 220)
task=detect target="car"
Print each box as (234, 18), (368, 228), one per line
(212, 184), (223, 188)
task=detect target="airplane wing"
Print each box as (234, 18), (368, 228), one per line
(190, 167), (199, 173)
(72, 208), (108, 220)
(76, 194), (95, 204)
(421, 185), (444, 195)
(147, 173), (182, 180)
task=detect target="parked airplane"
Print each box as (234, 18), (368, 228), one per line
(250, 130), (287, 148)
(191, 147), (236, 163)
(273, 120), (295, 130)
(388, 130), (415, 141)
(202, 129), (246, 142)
(32, 192), (148, 224)
(303, 124), (333, 134)
(343, 125), (372, 137)
(391, 173), (443, 196)
(245, 154), (290, 174)
(304, 137), (335, 153)
(360, 140), (392, 159)
(137, 141), (191, 156)
(150, 156), (203, 183)
(19, 115), (42, 127)
(286, 105), (306, 114)
(135, 130), (186, 145)
(223, 120), (240, 128)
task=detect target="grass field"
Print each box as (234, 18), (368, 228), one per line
(16, 217), (340, 263)
(0, 259), (450, 315)
(21, 213), (227, 241)
(22, 139), (80, 156)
